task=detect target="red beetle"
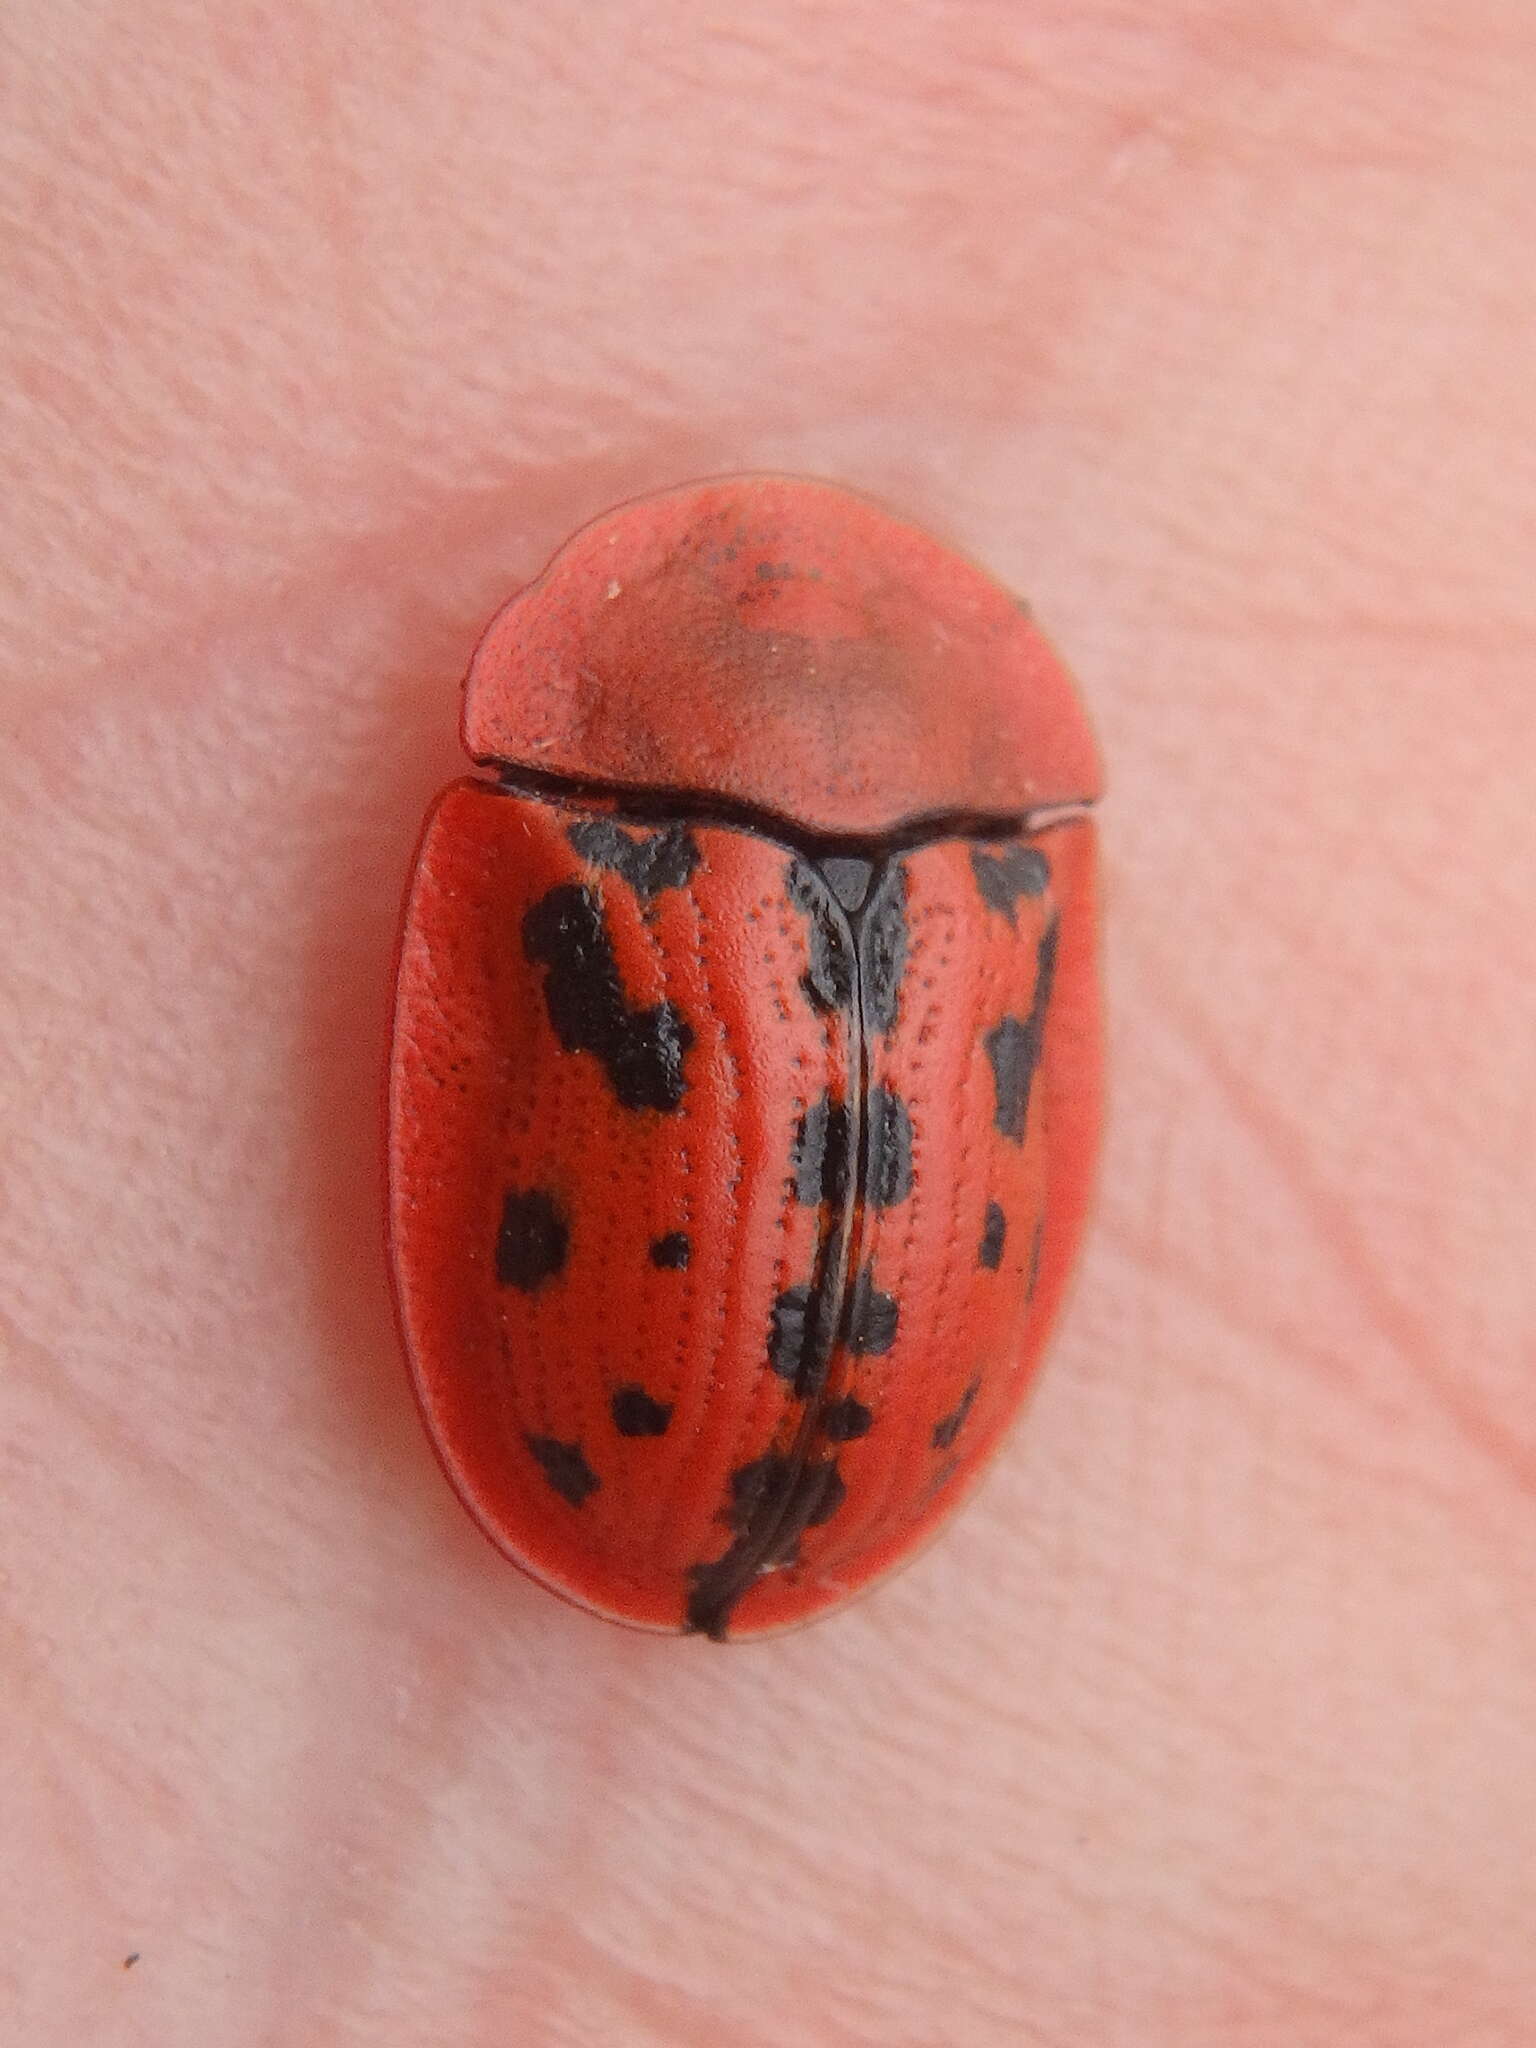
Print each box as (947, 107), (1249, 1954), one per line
(388, 476), (1102, 1638)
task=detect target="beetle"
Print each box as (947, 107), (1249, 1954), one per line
(387, 475), (1102, 1638)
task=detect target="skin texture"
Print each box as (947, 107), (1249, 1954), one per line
(2, 3), (1533, 2042)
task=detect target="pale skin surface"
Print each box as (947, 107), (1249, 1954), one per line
(3, 3), (1534, 2041)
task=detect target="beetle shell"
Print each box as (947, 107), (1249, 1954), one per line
(389, 477), (1102, 1638)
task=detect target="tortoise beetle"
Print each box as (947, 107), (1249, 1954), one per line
(388, 475), (1102, 1638)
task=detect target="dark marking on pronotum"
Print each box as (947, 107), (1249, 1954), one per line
(971, 842), (1050, 922)
(495, 1187), (568, 1291)
(985, 917), (1060, 1141)
(846, 1266), (899, 1355)
(791, 1093), (851, 1208)
(525, 1434), (599, 1506)
(523, 882), (694, 1112)
(932, 1379), (980, 1452)
(123, 1954), (140, 1971)
(869, 1087), (914, 1208)
(567, 816), (701, 901)
(611, 1386), (673, 1437)
(979, 1201), (1007, 1270)
(686, 1452), (847, 1638)
(1027, 1215), (1046, 1298)
(821, 1395), (874, 1442)
(649, 1230), (691, 1270)
(768, 1286), (813, 1385)
(859, 861), (909, 1036)
(787, 859), (853, 1013)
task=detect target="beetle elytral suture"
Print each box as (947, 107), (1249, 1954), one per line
(388, 475), (1102, 1637)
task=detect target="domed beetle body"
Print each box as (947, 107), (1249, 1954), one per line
(388, 476), (1102, 1638)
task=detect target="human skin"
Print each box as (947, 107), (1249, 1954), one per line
(2, 3), (1534, 2042)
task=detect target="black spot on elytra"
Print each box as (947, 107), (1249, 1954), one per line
(495, 1188), (568, 1291)
(566, 816), (701, 901)
(787, 859), (853, 1013)
(928, 1452), (961, 1499)
(683, 1562), (750, 1641)
(986, 1018), (1033, 1142)
(971, 842), (1050, 922)
(1036, 911), (1060, 985)
(859, 862), (909, 1036)
(685, 1452), (847, 1638)
(525, 1434), (599, 1506)
(791, 1093), (851, 1208)
(1028, 1215), (1045, 1298)
(719, 1451), (845, 1531)
(846, 1266), (899, 1355)
(787, 855), (908, 1031)
(822, 855), (874, 913)
(985, 918), (1059, 1142)
(800, 1458), (846, 1524)
(649, 1231), (691, 1270)
(979, 1201), (1007, 1270)
(611, 1386), (673, 1437)
(768, 1286), (813, 1387)
(869, 1086), (914, 1207)
(932, 1379), (980, 1452)
(523, 882), (694, 1112)
(821, 1395), (873, 1442)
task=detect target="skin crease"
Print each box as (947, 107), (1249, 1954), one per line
(2, 0), (1534, 2041)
